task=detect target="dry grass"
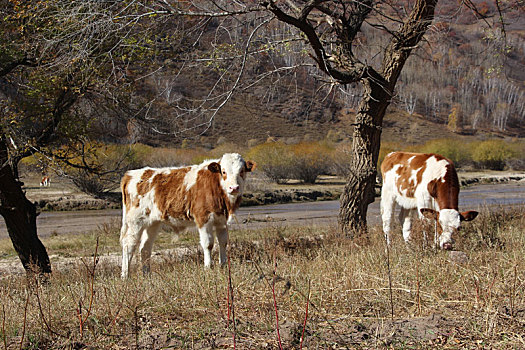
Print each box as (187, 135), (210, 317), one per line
(1, 206), (525, 349)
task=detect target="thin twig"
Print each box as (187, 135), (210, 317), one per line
(33, 277), (65, 338)
(78, 236), (100, 339)
(385, 242), (394, 320)
(510, 265), (517, 317)
(416, 264), (422, 316)
(227, 255), (236, 349)
(272, 250), (283, 350)
(300, 279), (311, 349)
(2, 302), (7, 350)
(19, 290), (30, 350)
(133, 306), (139, 350)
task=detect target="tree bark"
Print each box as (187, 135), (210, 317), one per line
(338, 73), (391, 237)
(0, 136), (51, 274)
(338, 0), (438, 236)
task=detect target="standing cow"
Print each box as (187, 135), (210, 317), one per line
(40, 176), (50, 187)
(120, 153), (256, 278)
(380, 152), (478, 250)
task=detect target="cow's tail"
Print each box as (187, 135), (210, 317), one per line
(120, 176), (130, 244)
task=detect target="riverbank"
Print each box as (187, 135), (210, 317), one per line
(26, 172), (525, 212)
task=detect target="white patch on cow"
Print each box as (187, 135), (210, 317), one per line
(183, 160), (217, 190)
(437, 208), (461, 247)
(421, 156), (448, 184)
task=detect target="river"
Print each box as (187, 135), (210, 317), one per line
(0, 182), (524, 239)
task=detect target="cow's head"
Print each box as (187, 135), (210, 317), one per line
(211, 153), (256, 200)
(420, 208), (478, 250)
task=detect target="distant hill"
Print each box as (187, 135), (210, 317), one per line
(105, 1), (524, 148)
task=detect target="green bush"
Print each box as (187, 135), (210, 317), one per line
(417, 138), (471, 166)
(471, 139), (517, 170)
(246, 141), (333, 184)
(246, 142), (295, 183)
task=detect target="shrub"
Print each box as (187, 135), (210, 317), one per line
(246, 141), (333, 184)
(291, 142), (333, 184)
(246, 142), (295, 183)
(471, 139), (517, 170)
(505, 140), (525, 170)
(417, 138), (471, 167)
(208, 142), (246, 159)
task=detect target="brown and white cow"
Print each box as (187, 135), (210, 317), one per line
(380, 152), (478, 250)
(40, 176), (50, 187)
(120, 153), (256, 278)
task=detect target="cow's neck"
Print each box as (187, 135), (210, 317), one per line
(225, 194), (242, 217)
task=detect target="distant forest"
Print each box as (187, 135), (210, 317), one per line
(94, 0), (524, 147)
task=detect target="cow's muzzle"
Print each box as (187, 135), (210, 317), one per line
(228, 185), (240, 194)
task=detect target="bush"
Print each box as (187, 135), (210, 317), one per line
(471, 139), (517, 170)
(291, 142), (333, 184)
(246, 141), (333, 184)
(246, 142), (295, 183)
(417, 138), (471, 167)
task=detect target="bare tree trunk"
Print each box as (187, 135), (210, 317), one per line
(338, 0), (438, 236)
(0, 136), (51, 274)
(339, 75), (390, 237)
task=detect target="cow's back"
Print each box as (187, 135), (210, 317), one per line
(121, 166), (191, 220)
(381, 152), (459, 210)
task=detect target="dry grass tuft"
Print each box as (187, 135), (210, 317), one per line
(1, 206), (524, 349)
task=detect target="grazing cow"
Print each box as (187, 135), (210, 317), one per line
(40, 176), (50, 187)
(120, 153), (256, 278)
(380, 152), (478, 250)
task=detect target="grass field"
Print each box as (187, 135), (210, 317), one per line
(0, 205), (524, 349)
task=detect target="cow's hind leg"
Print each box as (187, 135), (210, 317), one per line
(399, 208), (412, 244)
(198, 221), (214, 267)
(216, 224), (228, 267)
(121, 222), (143, 279)
(139, 222), (161, 276)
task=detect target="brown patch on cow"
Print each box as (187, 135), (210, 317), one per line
(430, 163), (459, 210)
(121, 174), (132, 213)
(137, 169), (155, 197)
(152, 167), (191, 222)
(145, 208), (151, 216)
(427, 179), (438, 198)
(189, 168), (229, 227)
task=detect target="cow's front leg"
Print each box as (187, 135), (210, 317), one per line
(216, 225), (228, 267)
(139, 222), (161, 276)
(198, 222), (214, 267)
(380, 196), (395, 246)
(121, 223), (143, 279)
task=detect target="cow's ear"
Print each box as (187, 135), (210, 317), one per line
(427, 180), (438, 198)
(245, 160), (256, 172)
(208, 162), (221, 173)
(460, 210), (478, 222)
(420, 208), (438, 220)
